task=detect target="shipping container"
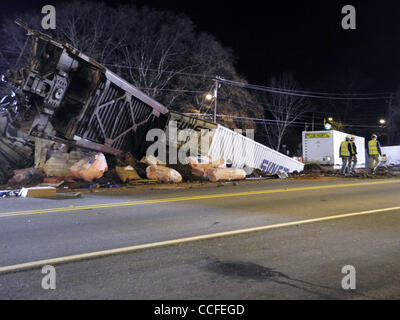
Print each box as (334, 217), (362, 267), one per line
(302, 130), (366, 169)
(208, 125), (304, 173)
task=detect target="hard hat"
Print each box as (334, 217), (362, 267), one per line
(372, 134), (377, 139)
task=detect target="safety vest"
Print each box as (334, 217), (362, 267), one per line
(368, 140), (379, 155)
(340, 141), (350, 157)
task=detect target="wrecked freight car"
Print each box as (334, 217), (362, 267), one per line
(3, 19), (169, 158)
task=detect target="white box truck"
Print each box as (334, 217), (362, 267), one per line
(302, 130), (366, 169)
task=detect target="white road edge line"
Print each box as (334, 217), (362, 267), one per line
(1, 205), (400, 273)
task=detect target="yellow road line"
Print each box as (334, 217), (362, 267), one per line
(1, 204), (400, 273)
(0, 179), (399, 219)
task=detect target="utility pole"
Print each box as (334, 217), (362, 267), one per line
(387, 92), (394, 144)
(213, 77), (219, 123)
(312, 112), (314, 131)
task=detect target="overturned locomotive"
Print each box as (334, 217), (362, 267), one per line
(5, 19), (169, 157)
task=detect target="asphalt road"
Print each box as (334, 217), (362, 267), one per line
(0, 178), (399, 299)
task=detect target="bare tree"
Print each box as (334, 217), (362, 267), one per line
(387, 90), (400, 145)
(0, 11), (40, 96)
(0, 1), (262, 129)
(260, 73), (308, 151)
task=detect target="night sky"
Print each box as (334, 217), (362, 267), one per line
(1, 0), (400, 92)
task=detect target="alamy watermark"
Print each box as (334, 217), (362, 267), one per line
(41, 265), (56, 290)
(341, 265), (356, 290)
(341, 5), (356, 30)
(41, 5), (56, 30)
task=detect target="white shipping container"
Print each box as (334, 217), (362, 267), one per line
(302, 130), (366, 169)
(208, 125), (304, 173)
(381, 145), (400, 165)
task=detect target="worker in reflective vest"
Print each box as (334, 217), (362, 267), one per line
(368, 134), (382, 174)
(349, 136), (357, 173)
(339, 136), (351, 174)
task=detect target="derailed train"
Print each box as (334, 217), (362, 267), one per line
(0, 20), (303, 184)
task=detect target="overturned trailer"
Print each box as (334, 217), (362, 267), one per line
(166, 111), (305, 173)
(5, 20), (169, 158)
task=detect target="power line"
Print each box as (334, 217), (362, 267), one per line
(219, 78), (390, 97)
(138, 88), (207, 93)
(216, 96), (387, 122)
(219, 79), (392, 100)
(114, 83), (390, 121)
(103, 63), (215, 79)
(185, 113), (388, 129)
(103, 63), (392, 99)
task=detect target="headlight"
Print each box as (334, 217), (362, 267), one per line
(53, 88), (64, 100)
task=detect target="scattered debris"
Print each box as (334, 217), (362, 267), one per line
(42, 150), (85, 177)
(34, 138), (53, 170)
(37, 179), (65, 188)
(43, 177), (65, 184)
(303, 163), (325, 174)
(247, 168), (277, 178)
(55, 192), (82, 198)
(242, 165), (256, 176)
(117, 154), (148, 178)
(207, 168), (246, 182)
(167, 163), (203, 182)
(69, 153), (108, 182)
(20, 186), (56, 198)
(188, 156), (225, 179)
(0, 190), (20, 198)
(387, 164), (400, 172)
(277, 171), (289, 179)
(140, 155), (166, 166)
(115, 165), (141, 183)
(373, 166), (398, 177)
(76, 184), (98, 189)
(126, 179), (158, 185)
(98, 183), (120, 188)
(8, 167), (44, 186)
(146, 165), (182, 183)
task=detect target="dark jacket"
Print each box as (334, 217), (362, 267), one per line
(376, 140), (382, 156)
(350, 141), (357, 156)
